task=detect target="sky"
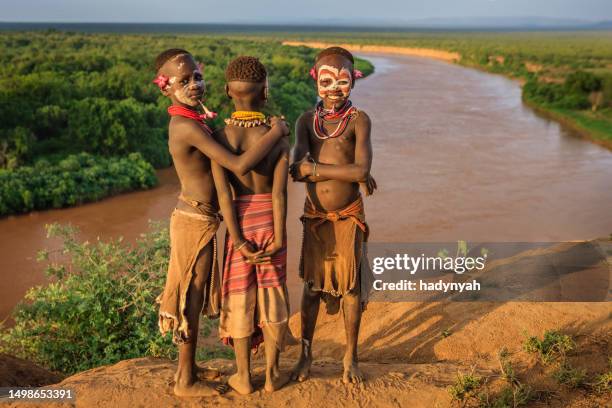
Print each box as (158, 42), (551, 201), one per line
(0, 0), (610, 24)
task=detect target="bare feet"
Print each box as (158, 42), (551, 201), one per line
(265, 370), (290, 392)
(290, 354), (312, 382)
(227, 373), (253, 395)
(174, 377), (226, 397)
(174, 365), (220, 383)
(342, 359), (364, 384)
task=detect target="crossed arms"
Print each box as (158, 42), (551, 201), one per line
(289, 111), (376, 195)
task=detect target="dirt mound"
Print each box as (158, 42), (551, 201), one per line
(3, 357), (463, 408)
(3, 239), (611, 407)
(0, 354), (63, 387)
(4, 299), (609, 408)
(286, 301), (611, 365)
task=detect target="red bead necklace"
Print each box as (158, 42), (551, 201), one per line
(312, 100), (357, 140)
(168, 105), (213, 134)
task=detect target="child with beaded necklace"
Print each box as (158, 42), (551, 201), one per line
(290, 46), (376, 385)
(153, 48), (289, 397)
(212, 56), (292, 394)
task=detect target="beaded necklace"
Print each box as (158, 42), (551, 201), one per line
(224, 111), (268, 128)
(312, 100), (357, 140)
(167, 105), (213, 134)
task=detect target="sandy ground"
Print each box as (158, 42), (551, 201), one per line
(282, 41), (461, 62)
(2, 292), (610, 406)
(1, 239), (611, 407)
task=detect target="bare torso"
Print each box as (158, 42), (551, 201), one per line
(168, 116), (218, 213)
(303, 110), (360, 211)
(216, 125), (287, 195)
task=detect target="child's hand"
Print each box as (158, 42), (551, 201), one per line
(236, 240), (264, 264)
(269, 116), (289, 137)
(289, 153), (314, 181)
(252, 241), (282, 264)
(360, 174), (378, 196)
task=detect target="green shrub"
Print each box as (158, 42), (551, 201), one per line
(479, 384), (534, 408)
(593, 371), (612, 393)
(552, 362), (587, 389)
(0, 222), (176, 374)
(448, 370), (483, 402)
(523, 330), (575, 364)
(523, 71), (603, 110)
(0, 152), (157, 216)
(565, 71), (602, 94)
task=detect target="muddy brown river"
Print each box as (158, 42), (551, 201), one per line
(1, 53), (611, 322)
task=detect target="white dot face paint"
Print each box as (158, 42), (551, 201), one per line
(317, 64), (352, 103)
(172, 69), (204, 107)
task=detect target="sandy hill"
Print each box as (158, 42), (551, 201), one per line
(2, 239), (611, 407)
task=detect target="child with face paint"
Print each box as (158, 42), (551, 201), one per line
(211, 56), (291, 395)
(289, 46), (376, 385)
(153, 48), (289, 398)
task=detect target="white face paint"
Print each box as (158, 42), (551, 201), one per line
(317, 64), (352, 103)
(172, 69), (204, 107)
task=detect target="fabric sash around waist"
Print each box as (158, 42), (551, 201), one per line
(178, 194), (221, 220)
(302, 193), (367, 240)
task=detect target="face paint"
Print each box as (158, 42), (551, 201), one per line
(171, 69), (204, 107)
(316, 64), (352, 104)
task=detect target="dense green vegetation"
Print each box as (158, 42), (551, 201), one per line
(0, 31), (313, 169)
(0, 222), (218, 374)
(236, 31), (612, 145)
(0, 152), (156, 216)
(0, 31), (374, 215)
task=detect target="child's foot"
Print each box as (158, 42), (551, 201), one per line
(174, 365), (220, 383)
(290, 354), (312, 382)
(174, 371), (226, 397)
(264, 370), (290, 392)
(227, 373), (253, 395)
(342, 359), (364, 384)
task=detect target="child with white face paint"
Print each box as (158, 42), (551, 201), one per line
(157, 53), (205, 107)
(289, 47), (376, 385)
(316, 64), (353, 106)
(153, 48), (289, 398)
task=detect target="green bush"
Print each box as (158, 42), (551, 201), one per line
(523, 330), (575, 364)
(0, 32), (321, 169)
(0, 223), (177, 374)
(523, 75), (597, 110)
(0, 152), (157, 216)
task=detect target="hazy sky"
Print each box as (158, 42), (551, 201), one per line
(1, 0), (610, 23)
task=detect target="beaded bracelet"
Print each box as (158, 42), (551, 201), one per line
(234, 240), (248, 251)
(308, 156), (318, 178)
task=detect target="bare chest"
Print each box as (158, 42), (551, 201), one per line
(307, 120), (357, 164)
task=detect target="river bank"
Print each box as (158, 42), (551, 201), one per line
(3, 51), (612, 324)
(282, 40), (612, 152)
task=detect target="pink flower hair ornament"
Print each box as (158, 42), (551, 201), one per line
(308, 66), (364, 81)
(309, 66), (317, 80)
(153, 74), (170, 90)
